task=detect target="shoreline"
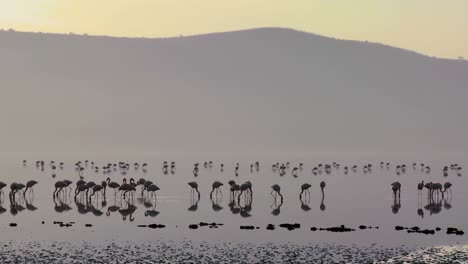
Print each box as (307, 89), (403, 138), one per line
(2, 239), (468, 263)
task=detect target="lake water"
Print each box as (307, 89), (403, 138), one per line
(1, 153), (466, 250)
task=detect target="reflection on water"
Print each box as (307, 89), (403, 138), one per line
(211, 195), (223, 212)
(0, 156), (466, 247)
(392, 196), (401, 214)
(271, 196), (283, 216)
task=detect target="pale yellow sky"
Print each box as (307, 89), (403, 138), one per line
(1, 0), (467, 58)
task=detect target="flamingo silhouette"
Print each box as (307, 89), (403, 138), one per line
(75, 184), (90, 200)
(270, 184), (283, 202)
(54, 181), (67, 197)
(391, 182), (401, 199)
(299, 183), (311, 200)
(106, 178), (120, 197)
(441, 182), (452, 198)
(142, 181), (153, 196)
(188, 181), (200, 199)
(417, 180), (424, 195)
(24, 180), (38, 197)
(0, 182), (7, 201)
(238, 181), (252, 205)
(145, 184), (160, 201)
(210, 181), (223, 198)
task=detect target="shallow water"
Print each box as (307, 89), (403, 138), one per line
(0, 153), (466, 249)
(2, 240), (468, 263)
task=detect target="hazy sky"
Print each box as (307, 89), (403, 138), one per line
(1, 0), (467, 58)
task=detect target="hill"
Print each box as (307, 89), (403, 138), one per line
(1, 28), (467, 154)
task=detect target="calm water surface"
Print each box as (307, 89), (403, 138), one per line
(0, 153), (466, 248)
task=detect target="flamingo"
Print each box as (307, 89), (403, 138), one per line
(142, 181), (153, 196)
(188, 182), (200, 198)
(0, 182), (7, 199)
(74, 184), (89, 200)
(75, 179), (86, 192)
(424, 182), (433, 197)
(54, 181), (67, 197)
(300, 183), (311, 199)
(237, 181), (252, 204)
(146, 184), (160, 200)
(228, 180), (239, 199)
(106, 178), (120, 196)
(24, 180), (38, 196)
(417, 181), (424, 194)
(101, 180), (107, 199)
(210, 181), (223, 198)
(10, 183), (26, 199)
(320, 181), (326, 191)
(63, 179), (73, 190)
(432, 183), (442, 197)
(391, 182), (401, 198)
(119, 178), (136, 199)
(292, 167), (298, 177)
(136, 178), (146, 192)
(441, 182), (452, 198)
(89, 185), (104, 200)
(230, 184), (240, 200)
(271, 184), (283, 201)
(86, 181), (97, 196)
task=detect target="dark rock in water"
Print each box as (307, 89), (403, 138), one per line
(266, 224), (275, 230)
(189, 224), (198, 229)
(137, 225), (147, 228)
(41, 221), (45, 224)
(279, 223), (300, 231)
(447, 227), (457, 233)
(359, 225), (367, 230)
(55, 222), (73, 227)
(85, 224), (93, 227)
(9, 223), (17, 227)
(320, 225), (355, 232)
(420, 229), (435, 235)
(240, 225), (255, 230)
(395, 225), (436, 235)
(310, 227), (317, 231)
(436, 227), (441, 231)
(196, 222), (222, 228)
(447, 227), (464, 235)
(256, 227), (260, 229)
(148, 224), (165, 229)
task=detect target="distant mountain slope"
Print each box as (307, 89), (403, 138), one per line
(1, 28), (467, 154)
